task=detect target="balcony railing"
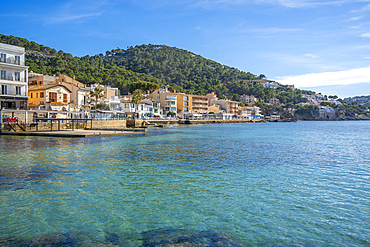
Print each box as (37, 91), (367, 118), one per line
(1, 90), (27, 97)
(193, 99), (207, 103)
(0, 57), (24, 66)
(0, 75), (27, 82)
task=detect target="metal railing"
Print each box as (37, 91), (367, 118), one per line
(0, 57), (24, 66)
(0, 89), (27, 97)
(0, 75), (27, 82)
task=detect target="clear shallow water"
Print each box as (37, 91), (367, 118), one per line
(0, 121), (369, 246)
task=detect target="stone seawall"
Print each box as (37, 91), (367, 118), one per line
(1, 120), (127, 132)
(147, 119), (262, 125)
(1, 119), (264, 133)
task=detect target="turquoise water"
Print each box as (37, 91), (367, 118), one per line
(0, 121), (369, 246)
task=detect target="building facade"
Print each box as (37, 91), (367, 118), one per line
(205, 92), (218, 106)
(191, 95), (208, 113)
(148, 88), (177, 115)
(210, 99), (239, 115)
(0, 43), (28, 109)
(176, 93), (192, 115)
(240, 94), (258, 106)
(28, 84), (71, 111)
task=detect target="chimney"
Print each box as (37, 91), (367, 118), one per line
(174, 90), (176, 93)
(73, 75), (75, 80)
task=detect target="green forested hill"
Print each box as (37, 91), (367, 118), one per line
(0, 34), (307, 103)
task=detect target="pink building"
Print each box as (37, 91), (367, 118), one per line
(205, 92), (218, 106)
(267, 98), (280, 104)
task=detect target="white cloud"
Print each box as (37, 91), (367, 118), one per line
(361, 32), (370, 37)
(303, 53), (318, 58)
(351, 3), (370, 12)
(45, 12), (103, 24)
(193, 0), (370, 9)
(236, 27), (303, 34)
(257, 0), (367, 8)
(275, 67), (370, 87)
(346, 16), (364, 21)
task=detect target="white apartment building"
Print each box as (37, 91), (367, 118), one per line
(0, 43), (28, 109)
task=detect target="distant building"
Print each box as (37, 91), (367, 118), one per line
(176, 92), (191, 115)
(0, 43), (29, 109)
(210, 99), (238, 115)
(267, 98), (280, 105)
(191, 94), (208, 113)
(148, 88), (177, 115)
(240, 94), (258, 106)
(205, 92), (218, 106)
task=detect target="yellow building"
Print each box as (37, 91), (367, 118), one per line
(191, 94), (208, 113)
(28, 84), (71, 110)
(148, 88), (178, 115)
(175, 92), (192, 115)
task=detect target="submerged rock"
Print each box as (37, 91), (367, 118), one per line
(0, 231), (119, 247)
(105, 232), (121, 246)
(0, 235), (27, 247)
(141, 228), (244, 247)
(27, 231), (84, 246)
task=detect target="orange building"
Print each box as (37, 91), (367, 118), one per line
(28, 84), (71, 110)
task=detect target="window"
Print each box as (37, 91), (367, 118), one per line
(184, 101), (188, 106)
(1, 70), (6, 80)
(36, 93), (39, 98)
(31, 92), (33, 98)
(15, 56), (20, 65)
(49, 92), (57, 102)
(1, 85), (7, 95)
(0, 53), (6, 63)
(124, 103), (129, 108)
(170, 101), (176, 105)
(184, 107), (188, 112)
(157, 95), (160, 100)
(153, 103), (157, 108)
(40, 92), (44, 98)
(184, 96), (188, 101)
(15, 72), (20, 81)
(15, 86), (22, 95)
(63, 94), (68, 103)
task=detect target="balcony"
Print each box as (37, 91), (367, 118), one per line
(192, 99), (207, 103)
(1, 89), (27, 97)
(0, 57), (24, 66)
(0, 75), (27, 83)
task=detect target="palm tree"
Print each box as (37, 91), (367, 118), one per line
(90, 86), (104, 109)
(131, 89), (144, 119)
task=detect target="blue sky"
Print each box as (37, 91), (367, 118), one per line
(1, 0), (370, 98)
